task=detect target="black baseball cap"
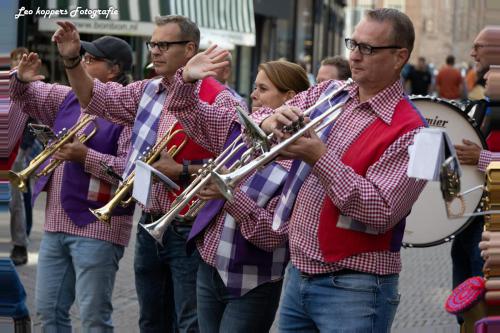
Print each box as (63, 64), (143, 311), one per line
(81, 36), (133, 71)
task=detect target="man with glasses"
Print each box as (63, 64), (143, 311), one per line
(9, 36), (134, 331)
(244, 8), (425, 332)
(52, 15), (243, 332)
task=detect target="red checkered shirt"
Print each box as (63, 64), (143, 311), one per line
(253, 79), (427, 275)
(10, 77), (133, 246)
(83, 77), (193, 214)
(167, 70), (290, 265)
(7, 100), (29, 156)
(478, 150), (500, 172)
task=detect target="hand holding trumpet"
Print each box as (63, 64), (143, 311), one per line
(261, 105), (327, 165)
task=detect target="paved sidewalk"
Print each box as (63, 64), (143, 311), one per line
(0, 193), (140, 332)
(1, 193), (461, 332)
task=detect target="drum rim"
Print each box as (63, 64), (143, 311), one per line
(403, 95), (487, 248)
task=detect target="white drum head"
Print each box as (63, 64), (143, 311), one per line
(403, 97), (486, 247)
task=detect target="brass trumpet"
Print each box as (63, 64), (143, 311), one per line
(142, 79), (353, 243)
(90, 124), (188, 224)
(8, 114), (98, 193)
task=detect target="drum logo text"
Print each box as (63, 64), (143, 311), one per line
(425, 116), (449, 128)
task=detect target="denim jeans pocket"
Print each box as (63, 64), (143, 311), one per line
(379, 275), (400, 305)
(387, 292), (401, 305)
(331, 274), (377, 293)
(171, 224), (192, 240)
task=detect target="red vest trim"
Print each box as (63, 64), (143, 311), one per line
(487, 132), (500, 152)
(318, 97), (426, 262)
(165, 77), (225, 213)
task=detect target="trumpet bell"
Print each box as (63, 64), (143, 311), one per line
(7, 171), (27, 193)
(140, 222), (165, 244)
(89, 207), (111, 224)
(211, 171), (236, 202)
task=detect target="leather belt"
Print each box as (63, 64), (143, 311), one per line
(299, 268), (361, 279)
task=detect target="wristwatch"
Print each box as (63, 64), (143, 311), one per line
(179, 160), (190, 188)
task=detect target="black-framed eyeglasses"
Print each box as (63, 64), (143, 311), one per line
(345, 38), (402, 55)
(146, 40), (191, 52)
(472, 44), (500, 51)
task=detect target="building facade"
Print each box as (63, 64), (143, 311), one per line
(12, 0), (347, 100)
(345, 0), (500, 71)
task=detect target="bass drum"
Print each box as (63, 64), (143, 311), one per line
(403, 96), (486, 247)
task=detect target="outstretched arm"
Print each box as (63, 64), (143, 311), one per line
(52, 21), (94, 108)
(10, 52), (71, 126)
(168, 46), (246, 154)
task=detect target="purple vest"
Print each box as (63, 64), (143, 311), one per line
(32, 92), (133, 227)
(187, 124), (289, 296)
(187, 124), (243, 248)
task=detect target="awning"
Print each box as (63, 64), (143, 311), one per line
(37, 0), (256, 47)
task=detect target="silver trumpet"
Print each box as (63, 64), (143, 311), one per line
(140, 134), (257, 243)
(212, 97), (347, 201)
(142, 79), (353, 243)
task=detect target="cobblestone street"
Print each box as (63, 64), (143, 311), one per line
(1, 193), (461, 332)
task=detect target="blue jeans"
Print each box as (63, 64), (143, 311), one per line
(35, 232), (124, 333)
(279, 265), (400, 333)
(134, 213), (200, 333)
(196, 261), (282, 333)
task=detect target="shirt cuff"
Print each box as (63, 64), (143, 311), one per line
(312, 148), (354, 206)
(171, 67), (199, 104)
(84, 148), (105, 178)
(478, 150), (492, 172)
(10, 70), (29, 98)
(224, 188), (256, 221)
(82, 79), (107, 118)
(250, 107), (274, 125)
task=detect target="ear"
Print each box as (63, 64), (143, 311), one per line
(185, 42), (197, 58)
(107, 64), (120, 81)
(223, 66), (231, 80)
(395, 48), (410, 70)
(284, 90), (296, 102)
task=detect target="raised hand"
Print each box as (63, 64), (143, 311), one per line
(16, 52), (45, 82)
(52, 21), (81, 58)
(183, 45), (230, 83)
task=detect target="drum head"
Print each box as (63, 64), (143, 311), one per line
(403, 97), (486, 247)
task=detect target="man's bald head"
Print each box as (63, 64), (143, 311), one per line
(471, 26), (500, 73)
